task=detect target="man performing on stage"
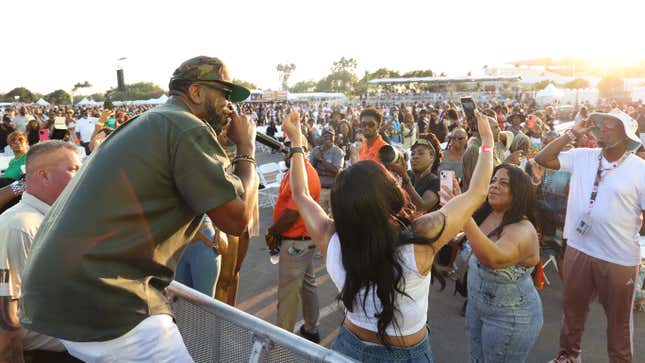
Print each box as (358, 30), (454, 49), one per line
(18, 56), (258, 362)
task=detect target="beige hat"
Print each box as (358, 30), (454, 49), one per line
(589, 108), (641, 152)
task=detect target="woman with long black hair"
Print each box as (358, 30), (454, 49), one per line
(280, 108), (495, 362)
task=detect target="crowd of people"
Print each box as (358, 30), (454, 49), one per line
(0, 55), (643, 362)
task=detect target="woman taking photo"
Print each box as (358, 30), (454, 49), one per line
(388, 133), (443, 213)
(438, 127), (468, 182)
(281, 108), (494, 362)
(444, 164), (542, 362)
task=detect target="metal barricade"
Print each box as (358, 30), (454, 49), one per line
(167, 281), (354, 363)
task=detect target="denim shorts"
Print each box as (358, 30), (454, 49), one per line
(331, 324), (433, 363)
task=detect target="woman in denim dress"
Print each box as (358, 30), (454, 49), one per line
(446, 164), (542, 362)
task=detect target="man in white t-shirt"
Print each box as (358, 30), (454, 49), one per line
(12, 107), (33, 133)
(0, 141), (82, 361)
(75, 111), (98, 155)
(536, 109), (645, 363)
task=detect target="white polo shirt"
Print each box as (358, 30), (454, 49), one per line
(75, 117), (97, 143)
(0, 193), (65, 351)
(559, 148), (645, 266)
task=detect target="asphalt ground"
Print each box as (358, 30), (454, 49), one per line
(235, 150), (645, 362)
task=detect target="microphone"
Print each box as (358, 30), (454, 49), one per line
(256, 132), (287, 153)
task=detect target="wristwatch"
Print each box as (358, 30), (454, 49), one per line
(289, 146), (304, 155)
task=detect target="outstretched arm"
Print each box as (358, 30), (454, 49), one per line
(535, 118), (593, 170)
(282, 111), (335, 257)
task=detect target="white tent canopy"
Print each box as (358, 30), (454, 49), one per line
(76, 97), (96, 106)
(535, 84), (564, 105)
(148, 94), (168, 104)
(35, 98), (50, 106)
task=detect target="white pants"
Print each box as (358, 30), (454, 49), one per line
(61, 314), (193, 363)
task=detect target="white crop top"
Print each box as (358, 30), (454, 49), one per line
(326, 233), (432, 336)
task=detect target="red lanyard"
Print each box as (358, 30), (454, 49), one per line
(587, 152), (628, 210)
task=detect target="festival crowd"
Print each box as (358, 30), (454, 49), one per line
(0, 55), (644, 363)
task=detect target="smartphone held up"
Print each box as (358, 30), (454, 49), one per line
(460, 97), (477, 132)
(439, 170), (455, 206)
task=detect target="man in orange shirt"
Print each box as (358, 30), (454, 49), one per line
(358, 107), (389, 161)
(267, 149), (322, 343)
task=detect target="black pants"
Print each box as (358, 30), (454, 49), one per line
(80, 141), (91, 156)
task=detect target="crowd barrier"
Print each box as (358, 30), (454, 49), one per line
(167, 281), (354, 363)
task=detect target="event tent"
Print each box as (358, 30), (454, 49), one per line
(76, 97), (96, 106)
(535, 84), (564, 105)
(36, 98), (50, 106)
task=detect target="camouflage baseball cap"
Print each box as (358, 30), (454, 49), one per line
(171, 56), (250, 103)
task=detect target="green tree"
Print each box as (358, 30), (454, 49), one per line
(402, 69), (434, 78)
(3, 87), (35, 103)
(45, 89), (72, 105)
(315, 71), (357, 94)
(315, 57), (359, 95)
(232, 79), (257, 90)
(72, 81), (92, 92)
(106, 82), (165, 101)
(563, 78), (590, 89)
(89, 93), (105, 102)
(289, 80), (317, 93)
(597, 76), (625, 98)
(331, 57), (358, 74)
(355, 68), (401, 95)
(276, 63), (296, 91)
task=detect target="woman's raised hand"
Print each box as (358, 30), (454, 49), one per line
(438, 177), (462, 204)
(386, 157), (408, 180)
(475, 110), (493, 146)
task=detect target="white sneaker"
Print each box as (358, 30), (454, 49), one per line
(547, 351), (581, 363)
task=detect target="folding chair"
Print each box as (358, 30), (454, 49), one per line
(542, 254), (559, 286)
(257, 163), (282, 208)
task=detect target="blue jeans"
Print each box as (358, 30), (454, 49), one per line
(331, 324), (433, 363)
(175, 241), (221, 297)
(466, 259), (543, 362)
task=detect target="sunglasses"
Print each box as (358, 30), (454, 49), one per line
(450, 136), (466, 140)
(195, 82), (232, 101)
(361, 121), (377, 127)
